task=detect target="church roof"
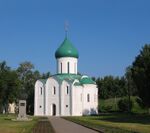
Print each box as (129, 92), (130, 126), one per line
(54, 74), (96, 86)
(39, 74), (96, 86)
(55, 37), (79, 59)
(54, 74), (81, 83)
(80, 77), (95, 84)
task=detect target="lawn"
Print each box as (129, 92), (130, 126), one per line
(99, 97), (147, 113)
(0, 114), (39, 133)
(64, 113), (150, 133)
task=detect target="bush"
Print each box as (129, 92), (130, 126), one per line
(118, 98), (133, 112)
(136, 97), (144, 108)
(101, 105), (113, 112)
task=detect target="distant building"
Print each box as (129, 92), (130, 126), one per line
(34, 36), (98, 116)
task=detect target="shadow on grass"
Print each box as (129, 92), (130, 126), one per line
(93, 113), (150, 124)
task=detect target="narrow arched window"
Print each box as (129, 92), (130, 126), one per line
(53, 87), (56, 95)
(67, 62), (70, 74)
(66, 86), (69, 95)
(40, 87), (42, 95)
(61, 63), (62, 73)
(87, 94), (90, 102)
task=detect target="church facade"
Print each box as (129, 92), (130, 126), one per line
(34, 37), (98, 116)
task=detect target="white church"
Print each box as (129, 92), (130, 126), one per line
(34, 36), (98, 116)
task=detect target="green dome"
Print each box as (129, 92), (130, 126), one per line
(55, 37), (79, 58)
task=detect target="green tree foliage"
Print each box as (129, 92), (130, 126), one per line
(118, 97), (133, 112)
(131, 44), (150, 109)
(17, 61), (50, 114)
(0, 61), (51, 114)
(96, 76), (127, 99)
(17, 62), (39, 114)
(125, 67), (138, 96)
(125, 67), (137, 112)
(0, 61), (21, 113)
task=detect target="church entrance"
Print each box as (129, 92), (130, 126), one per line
(51, 104), (56, 116)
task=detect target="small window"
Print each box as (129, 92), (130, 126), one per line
(66, 86), (69, 95)
(67, 62), (70, 74)
(66, 105), (68, 108)
(87, 94), (90, 102)
(53, 87), (56, 95)
(39, 106), (42, 108)
(41, 87), (42, 95)
(61, 63), (62, 73)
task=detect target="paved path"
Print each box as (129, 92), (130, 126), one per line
(49, 117), (98, 133)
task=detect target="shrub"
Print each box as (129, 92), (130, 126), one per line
(136, 97), (144, 108)
(101, 105), (113, 112)
(118, 98), (133, 112)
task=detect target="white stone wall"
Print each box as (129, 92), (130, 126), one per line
(72, 85), (83, 116)
(57, 57), (78, 74)
(82, 84), (98, 115)
(34, 81), (45, 116)
(60, 81), (71, 116)
(45, 77), (60, 116)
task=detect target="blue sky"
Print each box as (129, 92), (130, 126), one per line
(0, 0), (150, 77)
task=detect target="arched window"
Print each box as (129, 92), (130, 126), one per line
(87, 94), (90, 102)
(61, 63), (62, 73)
(40, 87), (42, 95)
(53, 87), (56, 95)
(66, 86), (69, 95)
(67, 62), (70, 74)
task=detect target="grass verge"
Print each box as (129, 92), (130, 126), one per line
(64, 113), (150, 133)
(0, 114), (39, 133)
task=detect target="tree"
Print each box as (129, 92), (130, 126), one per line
(17, 62), (35, 114)
(125, 66), (137, 112)
(118, 97), (133, 112)
(0, 61), (51, 114)
(17, 61), (50, 114)
(96, 76), (127, 99)
(0, 61), (21, 113)
(41, 72), (51, 79)
(131, 44), (150, 113)
(0, 61), (10, 71)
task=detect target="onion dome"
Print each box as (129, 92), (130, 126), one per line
(55, 37), (79, 59)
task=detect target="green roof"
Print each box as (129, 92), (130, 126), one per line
(55, 37), (79, 58)
(55, 74), (96, 85)
(80, 77), (95, 84)
(38, 74), (96, 86)
(53, 74), (81, 83)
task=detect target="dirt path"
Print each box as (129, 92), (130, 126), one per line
(49, 117), (98, 133)
(33, 118), (54, 133)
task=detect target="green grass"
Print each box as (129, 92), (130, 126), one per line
(99, 96), (147, 113)
(64, 113), (150, 133)
(0, 114), (39, 133)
